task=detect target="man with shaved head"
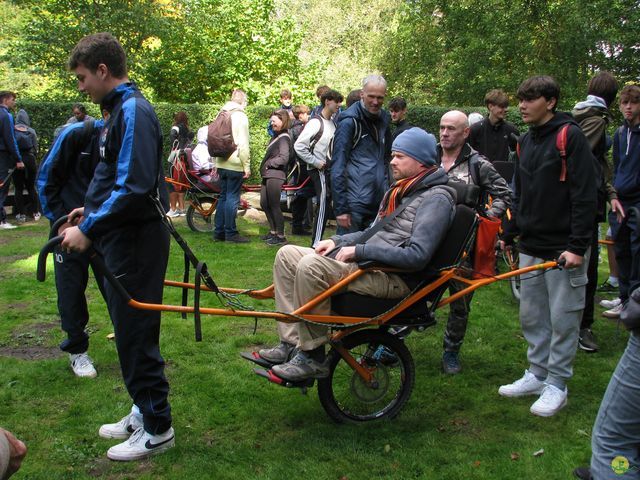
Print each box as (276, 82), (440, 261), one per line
(437, 110), (512, 374)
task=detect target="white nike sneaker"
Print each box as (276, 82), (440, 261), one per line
(99, 408), (143, 439)
(69, 352), (97, 378)
(530, 384), (568, 417)
(498, 369), (545, 397)
(107, 427), (175, 461)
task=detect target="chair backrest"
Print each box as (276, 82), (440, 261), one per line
(428, 204), (477, 270)
(493, 161), (514, 184)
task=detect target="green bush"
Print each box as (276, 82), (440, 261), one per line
(16, 100), (527, 182)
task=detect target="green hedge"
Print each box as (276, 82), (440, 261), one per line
(16, 100), (525, 181)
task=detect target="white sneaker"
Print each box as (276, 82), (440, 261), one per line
(498, 370), (545, 397)
(178, 209), (186, 217)
(107, 426), (175, 461)
(166, 209), (179, 218)
(530, 384), (568, 417)
(602, 303), (623, 319)
(0, 221), (17, 230)
(599, 297), (621, 309)
(99, 408), (143, 439)
(15, 214), (26, 223)
(33, 212), (41, 221)
(69, 352), (97, 378)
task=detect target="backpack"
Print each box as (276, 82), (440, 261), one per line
(14, 125), (35, 152)
(207, 109), (238, 158)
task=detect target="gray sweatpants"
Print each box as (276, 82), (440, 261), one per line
(518, 251), (589, 390)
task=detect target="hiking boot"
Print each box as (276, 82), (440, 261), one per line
(69, 352), (97, 378)
(599, 297), (621, 309)
(271, 351), (329, 382)
(442, 351), (462, 375)
(573, 467), (592, 479)
(266, 235), (287, 246)
(498, 370), (545, 397)
(213, 233), (225, 241)
(602, 303), (623, 319)
(0, 221), (17, 230)
(597, 280), (618, 293)
(106, 426), (175, 461)
(258, 342), (295, 364)
(578, 329), (599, 353)
(99, 408), (143, 439)
(226, 234), (250, 243)
(530, 384), (568, 417)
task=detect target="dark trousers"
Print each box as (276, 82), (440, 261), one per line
(98, 220), (171, 435)
(214, 168), (244, 238)
(260, 177), (285, 235)
(12, 153), (39, 216)
(581, 224), (599, 329)
(0, 151), (12, 223)
(443, 263), (475, 352)
(54, 244), (106, 354)
(610, 201), (640, 302)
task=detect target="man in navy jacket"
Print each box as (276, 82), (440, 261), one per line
(331, 75), (391, 234)
(0, 91), (23, 229)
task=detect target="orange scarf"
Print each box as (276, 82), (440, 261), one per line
(378, 166), (437, 218)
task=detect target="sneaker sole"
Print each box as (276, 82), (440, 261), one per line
(530, 397), (568, 417)
(99, 427), (135, 440)
(498, 386), (545, 398)
(73, 370), (97, 378)
(602, 313), (621, 319)
(578, 342), (598, 353)
(107, 437), (175, 461)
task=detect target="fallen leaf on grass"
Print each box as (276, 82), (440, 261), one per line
(577, 429), (589, 437)
(473, 461), (481, 467)
(384, 444), (391, 453)
(533, 449), (545, 457)
(511, 452), (520, 461)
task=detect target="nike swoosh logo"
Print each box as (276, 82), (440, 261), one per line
(145, 435), (174, 449)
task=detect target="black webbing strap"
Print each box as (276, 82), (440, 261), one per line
(194, 261), (205, 342)
(181, 252), (190, 319)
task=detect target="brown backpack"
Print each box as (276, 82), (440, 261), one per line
(207, 109), (238, 158)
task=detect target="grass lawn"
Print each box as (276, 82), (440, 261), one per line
(0, 215), (629, 479)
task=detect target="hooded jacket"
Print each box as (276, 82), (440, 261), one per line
(468, 117), (519, 164)
(504, 112), (597, 259)
(14, 109), (38, 155)
(330, 100), (391, 217)
(332, 167), (456, 274)
(612, 119), (640, 203)
(79, 83), (168, 240)
(572, 95), (615, 217)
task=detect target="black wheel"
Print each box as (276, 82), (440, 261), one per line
(186, 196), (217, 233)
(317, 329), (415, 424)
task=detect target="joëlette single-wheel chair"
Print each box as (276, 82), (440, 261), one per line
(165, 146), (312, 233)
(37, 203), (559, 424)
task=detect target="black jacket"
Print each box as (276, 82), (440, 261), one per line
(0, 105), (21, 163)
(259, 131), (291, 180)
(469, 117), (519, 164)
(80, 83), (168, 239)
(504, 112), (597, 259)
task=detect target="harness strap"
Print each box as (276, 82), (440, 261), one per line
(556, 124), (569, 182)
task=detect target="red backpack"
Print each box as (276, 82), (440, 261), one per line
(207, 109), (238, 158)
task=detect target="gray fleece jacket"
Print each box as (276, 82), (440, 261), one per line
(331, 167), (456, 271)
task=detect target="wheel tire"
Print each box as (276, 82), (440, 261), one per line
(186, 196), (217, 233)
(318, 329), (415, 424)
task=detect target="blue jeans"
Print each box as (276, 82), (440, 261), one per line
(335, 210), (376, 235)
(214, 168), (244, 239)
(610, 201), (640, 302)
(591, 332), (640, 479)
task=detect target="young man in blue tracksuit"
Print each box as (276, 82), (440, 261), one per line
(331, 75), (391, 234)
(0, 91), (23, 229)
(61, 33), (174, 462)
(37, 119), (106, 379)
